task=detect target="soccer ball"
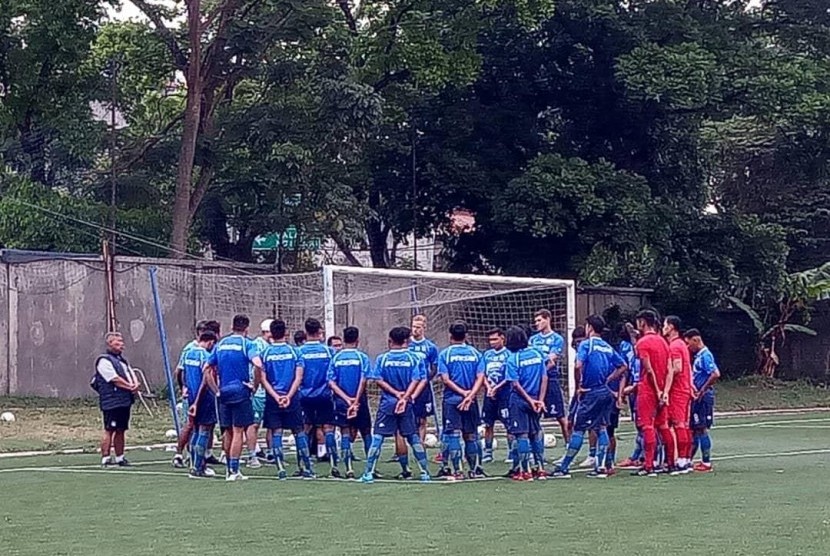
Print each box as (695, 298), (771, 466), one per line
(543, 433), (557, 448)
(284, 434), (296, 447)
(0, 411), (15, 423)
(424, 433), (439, 448)
(164, 429), (178, 440)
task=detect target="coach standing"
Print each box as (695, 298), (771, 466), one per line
(92, 332), (140, 467)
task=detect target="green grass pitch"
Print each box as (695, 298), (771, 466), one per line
(1, 412), (829, 556)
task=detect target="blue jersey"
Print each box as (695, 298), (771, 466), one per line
(505, 347), (546, 398)
(618, 340), (640, 384)
(368, 349), (426, 410)
(297, 341), (333, 400)
(577, 337), (625, 390)
(437, 344), (483, 404)
(693, 347), (719, 394)
(262, 342), (303, 395)
(207, 334), (260, 403)
(328, 348), (370, 398)
(177, 340), (198, 370)
(482, 347), (510, 385)
(182, 345), (212, 405)
(409, 337), (439, 372)
(529, 331), (565, 377)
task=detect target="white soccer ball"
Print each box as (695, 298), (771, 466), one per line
(424, 433), (439, 448)
(164, 429), (178, 440)
(0, 411), (15, 423)
(543, 433), (557, 448)
(284, 434), (296, 447)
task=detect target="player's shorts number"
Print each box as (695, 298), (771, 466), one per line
(425, 403), (433, 413)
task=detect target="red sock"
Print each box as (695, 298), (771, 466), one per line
(642, 428), (657, 472)
(675, 427), (691, 461)
(659, 427), (677, 467)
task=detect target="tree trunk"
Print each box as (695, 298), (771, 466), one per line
(169, 0), (203, 257)
(366, 218), (389, 267)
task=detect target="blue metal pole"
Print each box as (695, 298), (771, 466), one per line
(148, 266), (181, 436)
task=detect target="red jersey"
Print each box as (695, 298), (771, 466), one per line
(668, 337), (692, 396)
(635, 332), (670, 394)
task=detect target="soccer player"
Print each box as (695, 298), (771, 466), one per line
(327, 335), (344, 353)
(260, 319), (313, 480)
(293, 330), (307, 347)
(632, 309), (675, 477)
(553, 315), (627, 479)
(664, 315), (693, 474)
(685, 328), (720, 472)
(204, 314), (262, 481)
(296, 318), (338, 478)
(245, 319), (274, 469)
(438, 322), (486, 479)
(182, 330), (219, 478)
(529, 309), (570, 454)
(328, 326), (372, 479)
(504, 326), (548, 481)
(360, 326), (431, 483)
(398, 315), (439, 461)
(172, 320), (208, 469)
(616, 323), (644, 469)
(481, 328), (510, 464)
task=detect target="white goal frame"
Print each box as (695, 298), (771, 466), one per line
(322, 265), (577, 399)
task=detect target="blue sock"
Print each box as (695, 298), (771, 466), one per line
(271, 433), (284, 471)
(517, 437), (531, 472)
(606, 447), (616, 469)
(448, 432), (463, 473)
(691, 433), (701, 461)
(341, 436), (353, 470)
(632, 432), (644, 461)
(188, 431), (198, 462)
(362, 433), (371, 456)
(399, 453), (410, 473)
(229, 457), (240, 474)
(596, 429), (609, 472)
(699, 433), (712, 463)
(193, 430), (208, 472)
(296, 432), (313, 473)
(589, 445), (597, 458)
(363, 434), (385, 476)
(559, 430), (585, 473)
(530, 435), (545, 469)
(464, 438), (479, 471)
(407, 434), (429, 474)
(325, 431), (339, 468)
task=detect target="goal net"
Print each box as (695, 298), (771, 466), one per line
(151, 264), (576, 421)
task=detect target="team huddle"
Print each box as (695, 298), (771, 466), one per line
(174, 308), (720, 482)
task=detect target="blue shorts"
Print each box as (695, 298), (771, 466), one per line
(333, 396), (372, 431)
(374, 404), (418, 437)
(544, 377), (566, 419)
(482, 395), (509, 427)
(507, 394), (542, 437)
(442, 398), (481, 435)
(262, 397), (304, 433)
(301, 396), (335, 426)
(218, 398), (255, 429)
(413, 386), (435, 420)
(573, 388), (614, 432)
(567, 395), (578, 422)
(690, 395), (714, 429)
(191, 392), (218, 427)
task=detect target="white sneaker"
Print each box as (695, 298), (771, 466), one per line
(551, 456), (565, 466)
(203, 467), (217, 478)
(226, 472), (248, 482)
(578, 456), (597, 469)
(247, 456), (262, 469)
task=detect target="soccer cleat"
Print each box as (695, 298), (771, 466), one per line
(586, 469), (608, 479)
(116, 458), (132, 467)
(605, 467), (617, 477)
(432, 453), (445, 464)
(255, 449), (267, 459)
(202, 467), (217, 478)
(385, 455), (400, 464)
(550, 469), (572, 479)
(551, 456), (565, 466)
(346, 470), (356, 480)
(520, 472), (534, 482)
(247, 456), (262, 469)
(617, 458), (640, 469)
(669, 466), (688, 477)
(219, 453), (227, 465)
(172, 455), (186, 469)
(265, 454), (276, 464)
(511, 471), (525, 481)
(532, 468), (548, 481)
(632, 468), (658, 478)
(205, 455), (221, 466)
(578, 456), (597, 469)
(395, 470), (414, 481)
(503, 469), (520, 479)
(301, 470), (316, 480)
(330, 468), (342, 479)
(419, 472), (431, 482)
(188, 469), (208, 479)
(450, 472), (466, 482)
(277, 470), (288, 481)
(291, 469), (304, 478)
(226, 472), (248, 482)
(482, 453), (494, 464)
(693, 462), (713, 473)
(472, 466), (488, 479)
(360, 473), (375, 484)
(371, 471), (384, 480)
(102, 459), (116, 468)
(436, 467), (452, 478)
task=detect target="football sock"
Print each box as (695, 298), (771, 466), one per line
(699, 432), (712, 463)
(596, 429), (609, 472)
(325, 431), (339, 469)
(296, 432), (313, 473)
(558, 430), (584, 473)
(364, 434), (385, 475)
(407, 434), (429, 474)
(271, 433), (284, 471)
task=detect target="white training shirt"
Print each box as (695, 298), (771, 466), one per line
(97, 357), (137, 385)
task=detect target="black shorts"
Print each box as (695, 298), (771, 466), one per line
(544, 377), (566, 419)
(482, 395), (509, 427)
(413, 387), (435, 420)
(333, 397), (372, 431)
(102, 406), (131, 431)
(374, 404), (417, 438)
(442, 398), (481, 435)
(608, 406), (620, 435)
(218, 398), (255, 429)
(507, 394), (542, 437)
(573, 388), (614, 432)
(301, 396), (335, 426)
(191, 393), (218, 427)
(262, 397), (304, 434)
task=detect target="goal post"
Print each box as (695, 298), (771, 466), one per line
(322, 265), (577, 401)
